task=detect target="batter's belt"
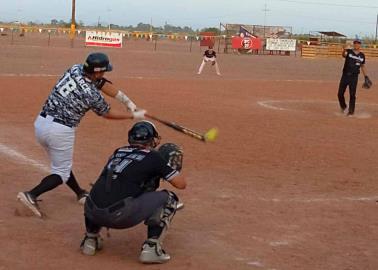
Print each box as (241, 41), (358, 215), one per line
(40, 111), (73, 128)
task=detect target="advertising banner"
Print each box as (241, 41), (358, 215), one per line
(266, 38), (296, 51)
(85, 31), (122, 48)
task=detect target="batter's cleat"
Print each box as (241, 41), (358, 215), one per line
(80, 233), (103, 256)
(17, 191), (42, 218)
(139, 239), (171, 264)
(77, 190), (89, 205)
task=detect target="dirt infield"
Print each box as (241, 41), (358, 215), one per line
(1, 38), (378, 270)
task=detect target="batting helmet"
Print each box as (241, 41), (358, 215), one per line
(128, 121), (160, 147)
(83, 52), (113, 73)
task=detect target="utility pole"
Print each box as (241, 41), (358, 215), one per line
(107, 8), (112, 30)
(70, 0), (76, 48)
(262, 2), (270, 38)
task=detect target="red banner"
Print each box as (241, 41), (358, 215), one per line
(232, 37), (262, 50)
(200, 32), (215, 47)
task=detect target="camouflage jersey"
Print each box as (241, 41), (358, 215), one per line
(40, 64), (110, 127)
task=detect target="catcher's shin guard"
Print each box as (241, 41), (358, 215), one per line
(145, 191), (178, 240)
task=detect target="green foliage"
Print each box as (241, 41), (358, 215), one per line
(200, 27), (220, 35)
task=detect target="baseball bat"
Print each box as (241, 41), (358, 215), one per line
(145, 113), (217, 142)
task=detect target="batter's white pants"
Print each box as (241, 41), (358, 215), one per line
(34, 115), (75, 182)
(197, 57), (221, 75)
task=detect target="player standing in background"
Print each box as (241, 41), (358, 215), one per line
(337, 39), (370, 116)
(80, 121), (186, 264)
(197, 45), (221, 76)
(17, 52), (146, 218)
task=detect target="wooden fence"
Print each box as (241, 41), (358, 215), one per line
(301, 45), (378, 59)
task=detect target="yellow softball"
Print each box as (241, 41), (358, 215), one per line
(204, 128), (218, 142)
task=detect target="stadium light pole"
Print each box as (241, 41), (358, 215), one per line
(375, 13), (378, 44)
(70, 0), (76, 48)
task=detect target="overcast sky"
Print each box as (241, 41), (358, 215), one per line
(1, 0), (377, 37)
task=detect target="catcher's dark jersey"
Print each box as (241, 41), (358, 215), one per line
(41, 64), (110, 127)
(343, 49), (365, 76)
(90, 146), (179, 208)
(204, 49), (216, 58)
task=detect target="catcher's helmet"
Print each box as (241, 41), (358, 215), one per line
(128, 121), (160, 146)
(83, 52), (113, 73)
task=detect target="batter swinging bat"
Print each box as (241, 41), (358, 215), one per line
(145, 113), (218, 142)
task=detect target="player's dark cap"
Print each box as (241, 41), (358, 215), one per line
(353, 39), (362, 44)
(83, 52), (113, 73)
(128, 121), (160, 146)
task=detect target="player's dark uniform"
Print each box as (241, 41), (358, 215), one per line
(84, 146), (179, 235)
(204, 49), (216, 59)
(197, 48), (221, 75)
(338, 49), (366, 114)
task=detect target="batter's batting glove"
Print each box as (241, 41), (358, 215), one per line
(132, 109), (146, 120)
(362, 76), (373, 89)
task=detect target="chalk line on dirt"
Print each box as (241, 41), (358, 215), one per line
(1, 142), (377, 204)
(0, 73), (146, 80)
(0, 73), (337, 83)
(257, 100), (378, 119)
(0, 143), (49, 173)
(259, 196), (378, 203)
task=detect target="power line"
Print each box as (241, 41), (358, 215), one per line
(271, 0), (378, 9)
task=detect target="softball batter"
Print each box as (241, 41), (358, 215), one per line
(17, 52), (145, 218)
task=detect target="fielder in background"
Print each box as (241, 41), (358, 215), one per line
(338, 39), (372, 116)
(197, 45), (221, 76)
(17, 52), (146, 218)
(80, 121), (186, 264)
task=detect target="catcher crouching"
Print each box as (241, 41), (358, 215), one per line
(80, 121), (186, 264)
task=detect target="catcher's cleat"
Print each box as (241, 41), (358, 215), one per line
(77, 190), (89, 205)
(176, 202), (184, 211)
(139, 239), (170, 264)
(80, 233), (103, 256)
(17, 191), (42, 218)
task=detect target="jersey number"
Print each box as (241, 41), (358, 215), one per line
(108, 159), (132, 174)
(57, 75), (77, 98)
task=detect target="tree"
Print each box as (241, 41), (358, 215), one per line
(51, 19), (58, 25)
(200, 27), (220, 35)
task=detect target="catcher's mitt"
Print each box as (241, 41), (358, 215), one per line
(158, 143), (183, 171)
(211, 61), (216, 66)
(362, 76), (373, 89)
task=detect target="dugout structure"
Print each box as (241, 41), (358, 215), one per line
(220, 23), (292, 53)
(308, 31), (347, 45)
